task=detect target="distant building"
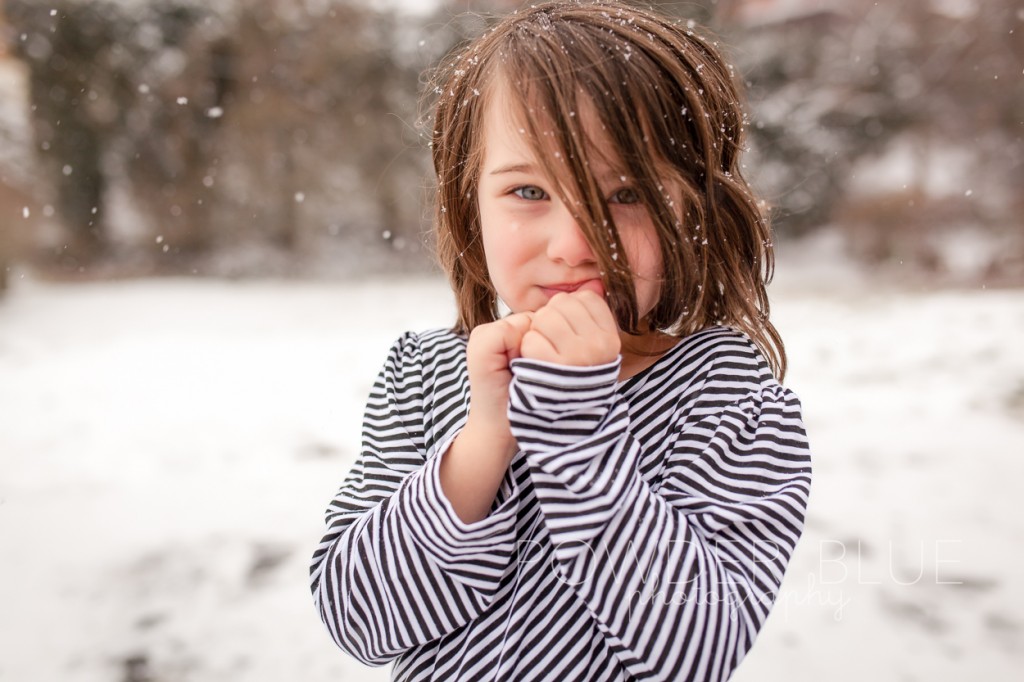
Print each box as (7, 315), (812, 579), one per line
(725, 0), (845, 28)
(443, 0), (523, 12)
(0, 5), (8, 58)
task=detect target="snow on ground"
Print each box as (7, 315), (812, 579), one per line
(0, 258), (1022, 681)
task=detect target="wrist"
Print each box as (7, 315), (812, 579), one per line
(460, 416), (517, 463)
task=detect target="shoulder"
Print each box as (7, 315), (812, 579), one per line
(380, 327), (467, 380)
(668, 326), (798, 415)
(675, 326), (776, 386)
(401, 327), (466, 363)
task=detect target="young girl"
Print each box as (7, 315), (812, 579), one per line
(310, 2), (813, 679)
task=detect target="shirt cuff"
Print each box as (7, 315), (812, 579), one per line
(508, 357), (621, 415)
(402, 432), (519, 570)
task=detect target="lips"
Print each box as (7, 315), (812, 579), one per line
(541, 278), (605, 297)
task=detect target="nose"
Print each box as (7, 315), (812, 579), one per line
(546, 201), (596, 267)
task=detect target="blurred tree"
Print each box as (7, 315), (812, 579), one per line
(3, 0), (231, 264)
(114, 0), (231, 257)
(3, 0), (1018, 278)
(5, 0), (114, 267)
(215, 0), (426, 257)
(733, 8), (905, 235)
(701, 0), (1020, 251)
(4, 0), (433, 274)
(759, 0), (1024, 273)
(0, 181), (44, 292)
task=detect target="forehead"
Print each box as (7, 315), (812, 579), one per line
(479, 74), (624, 179)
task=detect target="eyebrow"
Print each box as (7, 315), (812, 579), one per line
(488, 163), (537, 176)
(488, 162), (628, 184)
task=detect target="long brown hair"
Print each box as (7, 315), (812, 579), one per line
(427, 0), (787, 379)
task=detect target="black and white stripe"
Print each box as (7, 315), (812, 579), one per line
(310, 326), (812, 681)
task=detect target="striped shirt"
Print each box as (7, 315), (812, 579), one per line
(310, 325), (812, 681)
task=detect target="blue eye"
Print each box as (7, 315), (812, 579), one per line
(512, 186), (548, 201)
(609, 187), (640, 204)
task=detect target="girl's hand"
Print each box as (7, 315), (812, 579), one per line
(463, 312), (533, 460)
(521, 290), (621, 366)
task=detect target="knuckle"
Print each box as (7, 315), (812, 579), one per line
(520, 330), (545, 358)
(533, 306), (556, 324)
(467, 321), (501, 350)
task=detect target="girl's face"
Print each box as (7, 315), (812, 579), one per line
(476, 81), (664, 328)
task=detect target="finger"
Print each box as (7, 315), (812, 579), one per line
(577, 278), (605, 298)
(500, 313), (533, 360)
(519, 328), (560, 364)
(566, 290), (621, 362)
(572, 289), (618, 334)
(541, 293), (594, 337)
(529, 301), (577, 357)
(468, 320), (522, 374)
(502, 312), (533, 337)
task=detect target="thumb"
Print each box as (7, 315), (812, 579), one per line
(501, 312), (533, 360)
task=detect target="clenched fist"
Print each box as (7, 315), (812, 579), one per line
(520, 290), (621, 367)
(461, 312), (534, 461)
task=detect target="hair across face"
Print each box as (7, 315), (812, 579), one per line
(476, 75), (668, 332)
(429, 0), (786, 378)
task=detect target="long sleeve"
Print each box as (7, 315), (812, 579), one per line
(310, 332), (520, 666)
(507, 335), (812, 682)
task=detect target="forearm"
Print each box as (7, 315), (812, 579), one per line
(508, 357), (812, 681)
(312, 445), (520, 662)
(438, 422), (515, 524)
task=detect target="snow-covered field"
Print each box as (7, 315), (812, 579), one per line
(1, 259), (1022, 681)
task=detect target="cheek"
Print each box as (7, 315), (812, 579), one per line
(477, 199), (501, 264)
(624, 228), (664, 312)
(480, 210), (527, 270)
(478, 214), (522, 293)
(623, 227), (662, 282)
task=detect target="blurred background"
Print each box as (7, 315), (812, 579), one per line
(0, 1), (1022, 681)
(0, 0), (1021, 284)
